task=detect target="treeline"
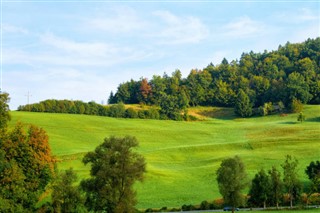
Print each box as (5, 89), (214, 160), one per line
(109, 38), (320, 118)
(18, 100), (163, 120)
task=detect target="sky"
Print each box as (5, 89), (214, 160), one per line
(1, 0), (319, 110)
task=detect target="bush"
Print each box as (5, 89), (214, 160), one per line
(200, 200), (210, 210)
(289, 98), (303, 113)
(108, 103), (126, 118)
(126, 108), (138, 118)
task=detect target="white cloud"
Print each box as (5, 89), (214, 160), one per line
(223, 16), (265, 38)
(276, 8), (319, 24)
(85, 7), (146, 34)
(3, 32), (151, 67)
(152, 10), (209, 44)
(2, 24), (29, 34)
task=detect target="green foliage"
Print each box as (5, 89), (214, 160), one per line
(109, 38), (320, 115)
(0, 92), (11, 130)
(216, 156), (248, 209)
(268, 166), (283, 208)
(81, 136), (146, 213)
(290, 98), (304, 113)
(234, 89), (252, 117)
(297, 112), (306, 123)
(305, 161), (320, 193)
(52, 168), (86, 213)
(248, 169), (270, 208)
(282, 155), (301, 208)
(258, 102), (274, 116)
(0, 122), (55, 212)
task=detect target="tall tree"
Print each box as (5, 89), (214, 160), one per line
(248, 169), (270, 208)
(268, 166), (283, 209)
(282, 155), (301, 208)
(81, 136), (146, 213)
(0, 92), (11, 130)
(305, 161), (320, 193)
(234, 89), (252, 117)
(216, 156), (248, 213)
(52, 168), (86, 213)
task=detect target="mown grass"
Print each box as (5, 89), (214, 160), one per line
(9, 105), (320, 209)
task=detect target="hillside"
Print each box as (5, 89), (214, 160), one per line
(9, 105), (320, 209)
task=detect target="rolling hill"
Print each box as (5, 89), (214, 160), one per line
(9, 105), (320, 209)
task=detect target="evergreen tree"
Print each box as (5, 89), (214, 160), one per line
(234, 89), (252, 117)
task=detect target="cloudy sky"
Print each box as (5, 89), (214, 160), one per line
(1, 0), (319, 110)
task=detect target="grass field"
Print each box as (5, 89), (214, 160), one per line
(9, 105), (320, 209)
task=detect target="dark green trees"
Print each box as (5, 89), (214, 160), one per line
(305, 161), (320, 193)
(234, 89), (252, 117)
(216, 156), (248, 212)
(248, 169), (270, 208)
(81, 136), (146, 213)
(0, 92), (11, 130)
(52, 168), (86, 213)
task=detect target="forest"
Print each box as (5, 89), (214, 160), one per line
(18, 38), (320, 120)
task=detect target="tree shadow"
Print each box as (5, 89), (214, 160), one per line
(197, 108), (237, 120)
(307, 117), (320, 122)
(279, 121), (297, 125)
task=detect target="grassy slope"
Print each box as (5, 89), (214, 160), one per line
(9, 105), (320, 209)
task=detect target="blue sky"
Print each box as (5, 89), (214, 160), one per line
(1, 0), (319, 110)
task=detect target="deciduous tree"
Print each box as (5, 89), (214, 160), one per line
(216, 156), (248, 213)
(81, 136), (146, 213)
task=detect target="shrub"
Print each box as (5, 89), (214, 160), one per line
(200, 200), (210, 210)
(289, 98), (303, 113)
(126, 108), (138, 118)
(108, 103), (126, 118)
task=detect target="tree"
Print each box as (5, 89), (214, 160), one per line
(234, 89), (252, 117)
(0, 92), (11, 130)
(0, 123), (55, 211)
(248, 169), (270, 208)
(216, 156), (248, 213)
(52, 168), (86, 213)
(268, 166), (283, 209)
(305, 161), (320, 193)
(281, 155), (301, 208)
(81, 136), (146, 213)
(297, 112), (306, 123)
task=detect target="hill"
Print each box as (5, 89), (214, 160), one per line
(9, 105), (320, 209)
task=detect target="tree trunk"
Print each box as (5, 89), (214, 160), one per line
(263, 200), (266, 209)
(290, 194), (293, 208)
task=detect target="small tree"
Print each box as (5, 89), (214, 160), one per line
(290, 98), (303, 113)
(305, 161), (320, 194)
(248, 169), (270, 208)
(81, 136), (146, 213)
(216, 156), (248, 213)
(52, 168), (86, 213)
(297, 112), (306, 123)
(282, 155), (301, 208)
(0, 92), (11, 130)
(268, 166), (283, 209)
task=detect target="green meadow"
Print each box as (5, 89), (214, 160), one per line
(9, 105), (320, 209)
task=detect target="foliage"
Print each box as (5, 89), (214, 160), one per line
(248, 169), (270, 208)
(305, 161), (320, 193)
(268, 166), (283, 208)
(0, 92), (11, 130)
(297, 112), (306, 123)
(52, 168), (86, 213)
(282, 155), (301, 208)
(0, 123), (55, 212)
(216, 156), (248, 210)
(234, 89), (252, 117)
(108, 38), (320, 116)
(290, 98), (304, 113)
(81, 136), (146, 213)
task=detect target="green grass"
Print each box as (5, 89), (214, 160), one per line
(9, 105), (320, 209)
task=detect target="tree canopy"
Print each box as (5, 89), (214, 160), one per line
(216, 156), (248, 212)
(81, 136), (146, 213)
